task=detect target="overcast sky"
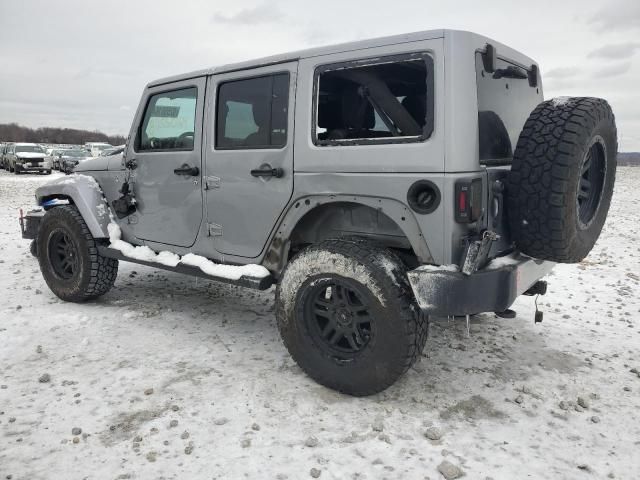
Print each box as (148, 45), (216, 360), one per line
(1, 0), (638, 150)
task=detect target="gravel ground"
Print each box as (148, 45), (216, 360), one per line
(0, 168), (639, 480)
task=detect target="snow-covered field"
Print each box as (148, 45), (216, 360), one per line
(1, 169), (638, 480)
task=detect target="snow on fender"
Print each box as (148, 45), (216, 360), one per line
(35, 174), (112, 239)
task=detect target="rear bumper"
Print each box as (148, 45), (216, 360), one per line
(407, 254), (555, 316)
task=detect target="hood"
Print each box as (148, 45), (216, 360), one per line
(74, 155), (109, 172)
(16, 152), (46, 159)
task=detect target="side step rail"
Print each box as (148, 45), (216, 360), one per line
(98, 246), (274, 291)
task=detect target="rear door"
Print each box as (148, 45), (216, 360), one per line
(128, 77), (206, 247)
(205, 62), (297, 258)
(475, 51), (542, 257)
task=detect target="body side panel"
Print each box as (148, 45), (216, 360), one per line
(294, 38), (445, 173)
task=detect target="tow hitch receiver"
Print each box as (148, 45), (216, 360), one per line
(524, 280), (547, 296)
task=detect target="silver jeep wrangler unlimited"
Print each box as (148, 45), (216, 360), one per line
(22, 30), (617, 396)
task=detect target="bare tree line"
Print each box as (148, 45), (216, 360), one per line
(0, 123), (126, 145)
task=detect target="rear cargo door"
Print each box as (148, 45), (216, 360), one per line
(475, 51), (542, 257)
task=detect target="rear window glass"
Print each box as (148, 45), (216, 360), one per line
(476, 52), (541, 165)
(314, 53), (434, 146)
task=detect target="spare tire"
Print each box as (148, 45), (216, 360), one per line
(507, 97), (617, 263)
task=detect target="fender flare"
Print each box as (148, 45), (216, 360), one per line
(35, 174), (111, 239)
(263, 194), (433, 274)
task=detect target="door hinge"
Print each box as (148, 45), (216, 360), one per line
(207, 223), (223, 237)
(205, 176), (221, 190)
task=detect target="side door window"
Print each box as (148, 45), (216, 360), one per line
(137, 87), (198, 152)
(215, 73), (289, 149)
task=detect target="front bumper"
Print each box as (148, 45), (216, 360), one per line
(16, 162), (50, 172)
(20, 209), (45, 240)
(407, 254), (555, 316)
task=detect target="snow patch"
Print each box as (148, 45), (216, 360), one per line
(414, 264), (459, 273)
(484, 255), (522, 270)
(551, 96), (571, 107)
(107, 223), (158, 263)
(107, 223), (269, 279)
(180, 253), (269, 281)
(278, 249), (386, 322)
(156, 251), (181, 267)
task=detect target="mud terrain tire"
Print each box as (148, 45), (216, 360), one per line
(276, 238), (427, 396)
(37, 205), (118, 302)
(507, 97), (617, 263)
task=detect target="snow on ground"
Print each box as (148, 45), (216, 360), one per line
(0, 169), (639, 480)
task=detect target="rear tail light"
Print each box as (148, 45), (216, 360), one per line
(455, 178), (483, 223)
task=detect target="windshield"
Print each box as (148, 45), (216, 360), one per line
(16, 145), (44, 153)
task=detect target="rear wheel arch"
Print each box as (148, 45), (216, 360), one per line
(263, 196), (433, 275)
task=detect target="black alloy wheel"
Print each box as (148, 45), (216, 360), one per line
(303, 279), (373, 358)
(48, 229), (79, 280)
(577, 137), (606, 229)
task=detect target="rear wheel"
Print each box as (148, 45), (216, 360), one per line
(276, 238), (427, 396)
(37, 205), (118, 302)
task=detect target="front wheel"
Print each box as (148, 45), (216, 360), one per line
(37, 205), (118, 302)
(276, 238), (427, 396)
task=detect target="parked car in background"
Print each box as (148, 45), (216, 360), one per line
(99, 144), (125, 157)
(84, 142), (112, 157)
(0, 143), (8, 170)
(5, 143), (51, 174)
(48, 147), (76, 170)
(48, 148), (65, 170)
(60, 149), (93, 174)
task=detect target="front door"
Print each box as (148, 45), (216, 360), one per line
(205, 62), (297, 258)
(129, 77), (206, 247)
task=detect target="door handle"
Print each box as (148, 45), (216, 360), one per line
(250, 166), (283, 178)
(174, 164), (200, 176)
